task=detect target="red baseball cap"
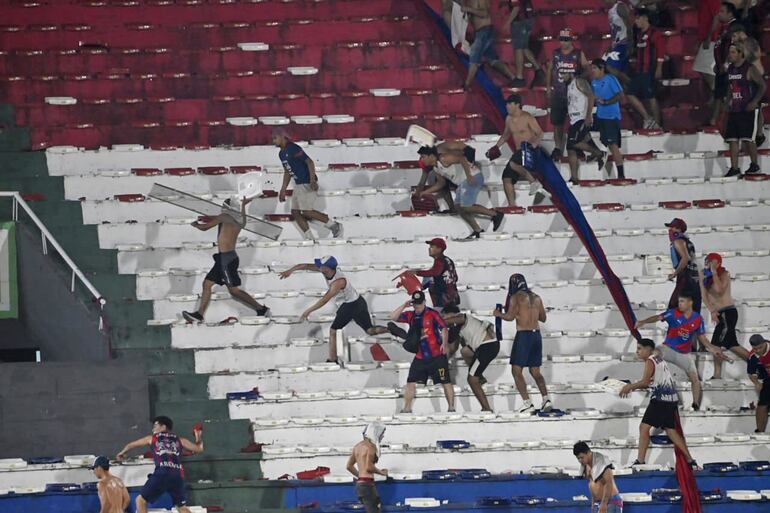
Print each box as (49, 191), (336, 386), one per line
(705, 252), (722, 266)
(664, 218), (687, 232)
(425, 237), (447, 250)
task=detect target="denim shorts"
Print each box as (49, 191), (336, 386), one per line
(510, 19), (534, 49)
(470, 26), (499, 64)
(455, 172), (485, 207)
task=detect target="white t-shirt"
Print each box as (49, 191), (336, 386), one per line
(434, 158), (467, 185)
(325, 270), (359, 305)
(582, 451), (614, 482)
(608, 1), (628, 45)
(460, 314), (495, 351)
(567, 79), (589, 125)
(649, 353), (678, 403)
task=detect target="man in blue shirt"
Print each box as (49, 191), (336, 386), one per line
(273, 129), (342, 240)
(590, 59), (626, 179)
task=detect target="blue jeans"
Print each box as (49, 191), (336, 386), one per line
(455, 173), (485, 207)
(470, 26), (499, 65)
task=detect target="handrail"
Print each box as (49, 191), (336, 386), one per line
(0, 191), (107, 331)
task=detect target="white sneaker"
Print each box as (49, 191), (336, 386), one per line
(528, 181), (542, 196)
(519, 402), (535, 414)
(540, 399), (553, 412)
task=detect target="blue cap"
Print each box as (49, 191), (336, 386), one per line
(91, 456), (110, 470)
(314, 255), (338, 270)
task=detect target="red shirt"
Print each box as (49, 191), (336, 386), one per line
(635, 27), (665, 75)
(398, 307), (446, 360)
(697, 0), (721, 42)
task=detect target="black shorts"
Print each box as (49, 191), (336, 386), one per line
(712, 306), (739, 350)
(725, 110), (759, 142)
(641, 399), (678, 430)
(141, 469), (187, 507)
(668, 275), (702, 314)
(714, 72), (728, 100)
(759, 379), (770, 407)
(468, 341), (500, 378)
(628, 73), (657, 100)
(597, 118), (621, 147)
(407, 354), (451, 384)
(502, 160), (520, 183)
(205, 250), (241, 287)
(550, 95), (569, 126)
(504, 149), (533, 182)
(567, 120), (592, 151)
(331, 296), (374, 331)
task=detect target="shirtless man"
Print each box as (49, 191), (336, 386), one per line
(347, 422), (388, 513)
(443, 305), (500, 411)
(573, 442), (623, 513)
(486, 94), (547, 206)
(417, 145), (504, 239)
(494, 273), (551, 413)
(279, 256), (387, 363)
(93, 456), (129, 513)
(182, 197), (268, 322)
(700, 252), (749, 379)
(462, 0), (517, 89)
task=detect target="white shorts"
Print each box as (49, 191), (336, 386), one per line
(659, 344), (697, 374)
(291, 183), (318, 211)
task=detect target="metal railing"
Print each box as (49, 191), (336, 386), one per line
(1, 191), (107, 331)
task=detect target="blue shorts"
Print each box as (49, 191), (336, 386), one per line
(510, 330), (542, 368)
(470, 26), (499, 65)
(604, 43), (627, 71)
(592, 495), (623, 513)
(141, 468), (187, 507)
(455, 172), (485, 207)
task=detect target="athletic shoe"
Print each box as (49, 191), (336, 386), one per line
(688, 459), (699, 469)
(182, 311), (203, 323)
(387, 321), (408, 339)
(511, 77), (525, 88)
(745, 163), (761, 175)
(519, 402), (535, 414)
(492, 211), (504, 231)
(529, 181), (543, 196)
(550, 147), (563, 161)
(756, 133), (766, 147)
(255, 305), (269, 317)
(597, 151), (607, 171)
(691, 402), (700, 411)
(533, 191), (547, 205)
(631, 459), (646, 466)
(463, 231), (482, 240)
(540, 399), (553, 413)
(530, 69), (545, 88)
(724, 167), (741, 178)
(330, 221), (343, 238)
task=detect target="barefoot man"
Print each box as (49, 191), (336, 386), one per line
(182, 197), (269, 323)
(700, 252), (749, 379)
(347, 422), (388, 513)
(93, 456), (130, 513)
(494, 273), (552, 413)
(116, 416), (203, 513)
(573, 441), (623, 513)
(486, 94), (548, 206)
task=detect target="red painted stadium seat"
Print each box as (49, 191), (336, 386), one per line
(594, 203), (625, 211)
(658, 200), (691, 210)
(114, 193), (145, 202)
(693, 199), (725, 209)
